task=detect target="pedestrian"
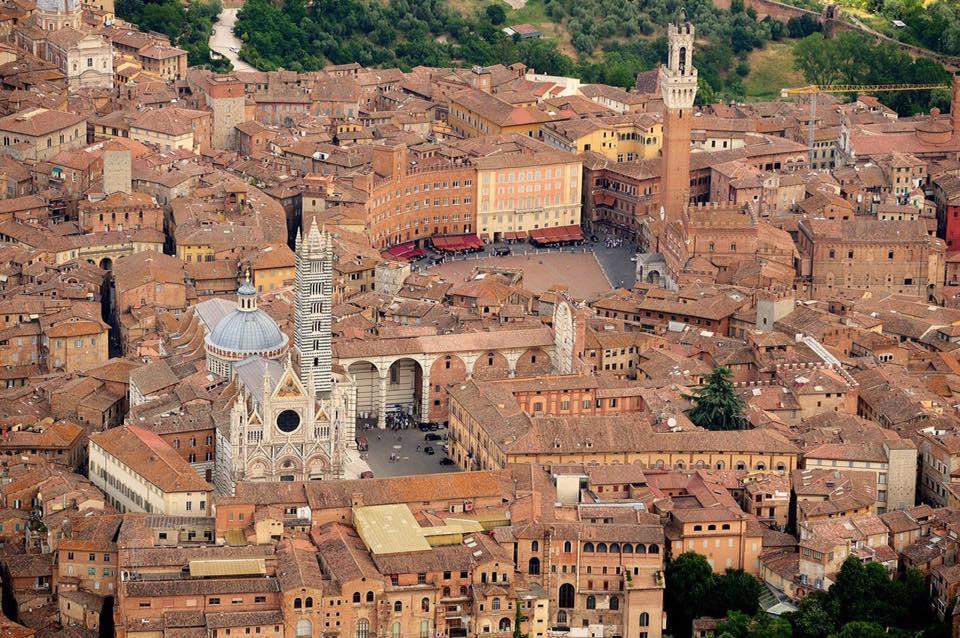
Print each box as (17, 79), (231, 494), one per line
(416, 444), (421, 452)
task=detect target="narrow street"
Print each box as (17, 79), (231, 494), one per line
(209, 7), (254, 72)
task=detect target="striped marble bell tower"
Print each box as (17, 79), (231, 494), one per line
(294, 218), (334, 397)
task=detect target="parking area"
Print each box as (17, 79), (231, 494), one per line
(355, 424), (458, 479)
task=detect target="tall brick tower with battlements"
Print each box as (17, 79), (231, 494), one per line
(659, 9), (698, 221)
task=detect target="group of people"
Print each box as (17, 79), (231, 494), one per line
(386, 411), (417, 430)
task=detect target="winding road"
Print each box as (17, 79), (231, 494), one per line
(209, 7), (254, 72)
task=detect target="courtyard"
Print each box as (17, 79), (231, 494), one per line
(423, 232), (638, 300)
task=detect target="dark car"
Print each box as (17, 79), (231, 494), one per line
(590, 234), (599, 242)
(440, 457), (455, 465)
(425, 433), (442, 441)
(424, 446), (436, 455)
(493, 247), (511, 256)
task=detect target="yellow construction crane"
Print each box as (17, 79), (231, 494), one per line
(780, 83), (949, 166)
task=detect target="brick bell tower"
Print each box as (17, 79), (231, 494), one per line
(659, 9), (698, 221)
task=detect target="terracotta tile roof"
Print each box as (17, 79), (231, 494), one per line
(89, 426), (211, 493)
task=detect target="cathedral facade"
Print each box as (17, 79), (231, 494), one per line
(210, 221), (354, 494)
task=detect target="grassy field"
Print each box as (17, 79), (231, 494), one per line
(743, 41), (804, 100)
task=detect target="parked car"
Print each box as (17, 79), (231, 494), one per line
(425, 433), (442, 441)
(424, 446), (436, 455)
(440, 457), (455, 465)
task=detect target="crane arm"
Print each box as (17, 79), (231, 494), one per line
(781, 83), (948, 97)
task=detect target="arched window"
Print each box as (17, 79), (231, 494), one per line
(639, 612), (650, 627)
(557, 611), (568, 625)
(756, 463), (766, 471)
(421, 598), (430, 612)
(492, 598), (501, 611)
(610, 543), (620, 553)
(394, 601), (403, 612)
(531, 540), (539, 552)
(563, 541), (572, 553)
(294, 598), (302, 609)
(736, 462), (746, 470)
(356, 619), (369, 638)
(499, 618), (511, 632)
(596, 543), (607, 553)
(305, 597), (313, 608)
(366, 591), (374, 603)
(675, 461), (685, 470)
(776, 463), (786, 472)
(622, 543), (633, 554)
(637, 544), (647, 554)
(392, 623), (400, 638)
(296, 619), (313, 638)
(609, 596), (619, 610)
(586, 595), (596, 610)
(716, 461), (725, 470)
(528, 557), (541, 575)
(353, 592), (361, 604)
(583, 542), (595, 553)
(558, 584), (575, 608)
(649, 544), (660, 554)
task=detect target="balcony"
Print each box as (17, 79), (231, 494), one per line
(623, 570), (664, 590)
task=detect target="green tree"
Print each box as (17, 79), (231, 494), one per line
(485, 3), (506, 25)
(831, 621), (887, 638)
(710, 569), (762, 617)
(512, 601), (527, 638)
(717, 610), (792, 638)
(665, 552), (715, 638)
(684, 367), (746, 430)
(787, 592), (837, 638)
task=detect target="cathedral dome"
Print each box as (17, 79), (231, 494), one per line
(36, 0), (79, 13)
(205, 277), (289, 377)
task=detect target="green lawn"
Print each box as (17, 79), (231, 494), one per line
(744, 41), (805, 101)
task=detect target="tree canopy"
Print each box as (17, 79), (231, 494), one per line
(665, 553), (763, 638)
(684, 367), (747, 431)
(116, 0), (230, 71)
(792, 31), (950, 115)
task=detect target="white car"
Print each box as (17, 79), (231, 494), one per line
(229, 47), (240, 54)
(629, 256), (638, 262)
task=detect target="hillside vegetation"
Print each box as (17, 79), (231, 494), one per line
(229, 0), (950, 112)
(232, 0), (825, 101)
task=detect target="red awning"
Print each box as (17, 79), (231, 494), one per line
(431, 234), (483, 252)
(529, 225), (584, 245)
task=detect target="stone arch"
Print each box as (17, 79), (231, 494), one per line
(248, 459), (269, 480)
(306, 455), (328, 480)
(348, 360), (381, 422)
(514, 347), (552, 376)
(385, 357), (424, 419)
(472, 350), (510, 381)
(276, 456), (302, 480)
(646, 269), (662, 285)
(428, 354), (467, 422)
(100, 256), (113, 270)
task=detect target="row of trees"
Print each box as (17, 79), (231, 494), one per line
(792, 31), (951, 114)
(115, 0), (230, 71)
(230, 0), (827, 100)
(666, 553), (950, 638)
